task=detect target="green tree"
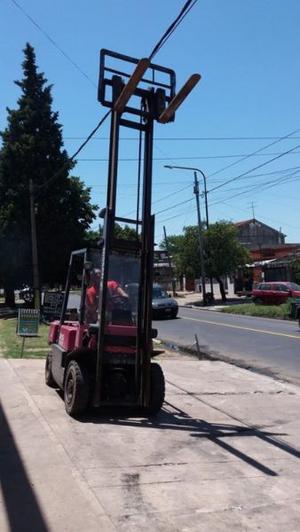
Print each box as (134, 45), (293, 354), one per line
(290, 259), (300, 284)
(162, 234), (185, 278)
(205, 221), (250, 301)
(161, 226), (205, 281)
(85, 223), (138, 248)
(161, 222), (250, 301)
(0, 44), (97, 305)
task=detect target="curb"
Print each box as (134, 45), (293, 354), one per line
(158, 337), (300, 387)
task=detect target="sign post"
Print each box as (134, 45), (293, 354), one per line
(17, 309), (40, 357)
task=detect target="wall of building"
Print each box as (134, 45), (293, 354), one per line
(237, 220), (285, 249)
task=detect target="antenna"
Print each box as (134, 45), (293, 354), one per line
(249, 201), (256, 220)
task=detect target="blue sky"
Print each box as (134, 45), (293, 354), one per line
(1, 0), (300, 246)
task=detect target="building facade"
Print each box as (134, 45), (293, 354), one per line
(235, 218), (285, 250)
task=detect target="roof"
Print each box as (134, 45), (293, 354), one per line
(264, 252), (300, 267)
(251, 243), (300, 252)
(234, 218), (286, 237)
(235, 218), (256, 227)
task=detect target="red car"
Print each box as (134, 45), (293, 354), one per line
(252, 281), (300, 305)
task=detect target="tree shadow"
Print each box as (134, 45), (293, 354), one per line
(0, 403), (49, 532)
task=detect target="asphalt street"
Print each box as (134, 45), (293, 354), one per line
(154, 307), (300, 385)
(68, 293), (300, 385)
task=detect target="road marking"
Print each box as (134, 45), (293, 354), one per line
(182, 316), (300, 340)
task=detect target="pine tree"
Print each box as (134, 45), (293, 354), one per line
(0, 43), (97, 305)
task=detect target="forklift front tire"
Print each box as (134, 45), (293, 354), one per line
(45, 353), (57, 388)
(146, 363), (165, 416)
(64, 360), (89, 417)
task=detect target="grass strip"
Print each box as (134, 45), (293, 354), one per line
(0, 318), (49, 358)
(221, 302), (291, 319)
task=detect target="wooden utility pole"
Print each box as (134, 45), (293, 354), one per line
(29, 179), (40, 310)
(193, 172), (206, 305)
(163, 225), (176, 296)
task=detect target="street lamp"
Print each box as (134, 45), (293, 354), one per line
(164, 164), (214, 302)
(164, 165), (209, 228)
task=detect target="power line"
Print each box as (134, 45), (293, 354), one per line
(207, 128), (300, 180)
(144, 164), (300, 220)
(155, 197), (194, 216)
(210, 166), (300, 194)
(64, 135), (300, 141)
(149, 0), (198, 60)
(209, 199), (299, 232)
(209, 170), (300, 207)
(10, 1), (202, 213)
(157, 170), (300, 225)
(77, 150), (300, 162)
(35, 110), (111, 193)
(208, 141), (300, 194)
(10, 0), (96, 88)
(123, 191), (194, 219)
(71, 113), (110, 159)
(89, 180), (192, 187)
(10, 0), (198, 94)
(153, 183), (192, 206)
(158, 206), (197, 224)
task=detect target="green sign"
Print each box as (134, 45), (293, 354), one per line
(17, 309), (39, 337)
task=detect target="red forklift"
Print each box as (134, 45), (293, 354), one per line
(45, 49), (200, 416)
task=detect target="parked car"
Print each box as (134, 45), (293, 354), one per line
(19, 285), (34, 304)
(252, 281), (300, 305)
(125, 282), (178, 319)
(152, 283), (178, 319)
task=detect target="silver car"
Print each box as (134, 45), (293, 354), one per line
(152, 284), (178, 319)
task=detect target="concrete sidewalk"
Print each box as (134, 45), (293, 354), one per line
(173, 291), (244, 310)
(1, 354), (300, 531)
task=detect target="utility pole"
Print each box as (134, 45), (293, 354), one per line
(29, 179), (40, 310)
(164, 164), (214, 300)
(164, 165), (209, 228)
(193, 172), (206, 305)
(163, 225), (176, 297)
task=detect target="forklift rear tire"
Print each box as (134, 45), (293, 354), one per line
(146, 363), (165, 416)
(45, 353), (57, 388)
(64, 360), (89, 417)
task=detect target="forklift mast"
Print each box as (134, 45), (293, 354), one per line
(93, 50), (200, 407)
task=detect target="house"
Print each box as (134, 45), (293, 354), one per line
(235, 218), (285, 250)
(234, 219), (300, 291)
(153, 250), (174, 290)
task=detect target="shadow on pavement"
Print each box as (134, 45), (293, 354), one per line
(73, 400), (300, 478)
(0, 403), (49, 532)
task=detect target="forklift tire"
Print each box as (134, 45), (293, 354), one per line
(64, 360), (89, 417)
(146, 363), (165, 416)
(45, 353), (57, 388)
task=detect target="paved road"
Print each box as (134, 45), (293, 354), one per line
(67, 293), (300, 384)
(154, 307), (300, 385)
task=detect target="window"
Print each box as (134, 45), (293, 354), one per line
(259, 283), (271, 290)
(152, 286), (168, 299)
(278, 284), (290, 292)
(289, 282), (300, 291)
